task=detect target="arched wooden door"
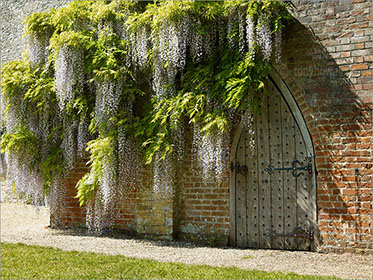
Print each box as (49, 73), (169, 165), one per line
(229, 73), (316, 251)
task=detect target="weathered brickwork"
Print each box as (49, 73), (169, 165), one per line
(176, 126), (230, 246)
(274, 0), (373, 253)
(1, 0), (372, 254)
(50, 161), (88, 228)
(51, 162), (174, 241)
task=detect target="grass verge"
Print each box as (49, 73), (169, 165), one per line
(1, 242), (338, 279)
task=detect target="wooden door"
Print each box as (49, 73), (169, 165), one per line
(230, 78), (316, 250)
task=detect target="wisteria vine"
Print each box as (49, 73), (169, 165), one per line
(0, 0), (292, 233)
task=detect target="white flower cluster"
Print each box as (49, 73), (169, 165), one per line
(62, 119), (77, 171)
(128, 26), (150, 70)
(152, 16), (221, 98)
(2, 61), (62, 206)
(77, 116), (89, 158)
(86, 200), (105, 234)
(191, 124), (228, 183)
(274, 22), (283, 63)
(55, 45), (85, 112)
(89, 30), (141, 229)
(1, 85), (46, 204)
(100, 156), (117, 211)
(118, 124), (141, 192)
(256, 14), (272, 61)
(6, 153), (45, 205)
(246, 16), (256, 58)
(241, 108), (256, 152)
(171, 121), (185, 162)
(95, 79), (122, 130)
(4, 4), (286, 228)
(153, 153), (175, 196)
(49, 176), (67, 226)
(226, 8), (282, 62)
(86, 160), (118, 234)
(4, 102), (20, 134)
(39, 108), (50, 160)
(238, 10), (247, 55)
(28, 35), (49, 66)
(84, 164), (117, 235)
(227, 14), (236, 48)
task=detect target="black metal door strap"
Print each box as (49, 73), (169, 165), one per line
(264, 159), (312, 177)
(264, 227), (313, 246)
(230, 162), (248, 175)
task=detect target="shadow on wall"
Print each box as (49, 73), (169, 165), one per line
(275, 18), (372, 252)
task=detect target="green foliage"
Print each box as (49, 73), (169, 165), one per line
(127, 1), (229, 33)
(0, 124), (39, 161)
(1, 0), (293, 205)
(1, 58), (61, 191)
(1, 59), (33, 101)
(1, 243), (339, 280)
(1, 58), (56, 115)
(88, 29), (129, 81)
(225, 53), (270, 113)
(49, 30), (91, 55)
(23, 10), (55, 41)
(91, 1), (137, 24)
(40, 147), (65, 188)
(76, 137), (114, 206)
(52, 1), (95, 32)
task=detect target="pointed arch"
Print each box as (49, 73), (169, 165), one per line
(229, 66), (317, 250)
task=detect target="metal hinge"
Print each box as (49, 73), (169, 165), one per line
(264, 159), (312, 177)
(264, 227), (313, 246)
(230, 162), (248, 175)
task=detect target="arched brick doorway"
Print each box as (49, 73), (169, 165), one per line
(229, 68), (317, 251)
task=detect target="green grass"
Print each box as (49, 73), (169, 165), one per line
(1, 243), (338, 280)
(241, 255), (254, 259)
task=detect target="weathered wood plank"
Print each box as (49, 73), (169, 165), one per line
(295, 124), (311, 250)
(235, 132), (247, 248)
(281, 97), (298, 250)
(257, 89), (271, 249)
(230, 123), (243, 247)
(269, 70), (314, 157)
(268, 82), (285, 249)
(246, 113), (259, 248)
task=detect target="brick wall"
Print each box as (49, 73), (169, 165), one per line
(177, 126), (230, 246)
(21, 0), (372, 253)
(51, 161), (175, 240)
(275, 0), (372, 253)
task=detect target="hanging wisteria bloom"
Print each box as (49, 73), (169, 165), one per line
(246, 15), (256, 59)
(28, 35), (50, 66)
(6, 153), (44, 205)
(55, 45), (85, 112)
(257, 13), (273, 61)
(153, 153), (175, 196)
(77, 116), (89, 158)
(274, 27), (283, 63)
(0, 0), (290, 233)
(50, 176), (67, 226)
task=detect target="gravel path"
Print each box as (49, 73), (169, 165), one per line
(1, 202), (372, 279)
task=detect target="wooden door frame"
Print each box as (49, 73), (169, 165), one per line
(229, 67), (318, 250)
